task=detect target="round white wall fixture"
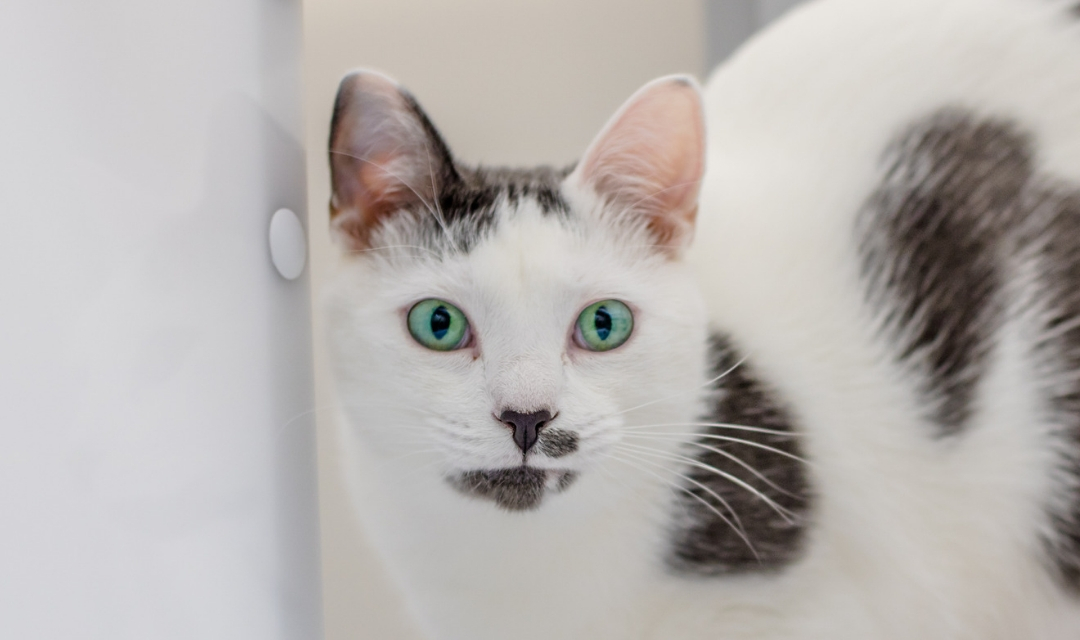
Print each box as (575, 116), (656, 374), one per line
(269, 208), (308, 280)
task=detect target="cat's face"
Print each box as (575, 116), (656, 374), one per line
(325, 71), (707, 511)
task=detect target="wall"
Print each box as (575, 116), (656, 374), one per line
(1, 2), (320, 638)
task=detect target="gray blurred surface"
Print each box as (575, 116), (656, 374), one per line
(704, 0), (809, 72)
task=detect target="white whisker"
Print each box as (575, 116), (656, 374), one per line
(616, 442), (799, 525)
(624, 434), (804, 500)
(623, 432), (811, 465)
(621, 421), (801, 437)
(607, 450), (760, 562)
(345, 244), (443, 260)
(421, 143), (461, 253)
(611, 353), (749, 417)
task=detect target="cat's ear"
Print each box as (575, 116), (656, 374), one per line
(569, 75), (705, 251)
(328, 70), (455, 250)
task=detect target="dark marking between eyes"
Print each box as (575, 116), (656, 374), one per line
(667, 334), (812, 576)
(858, 109), (1033, 436)
(448, 467), (547, 511)
(409, 165), (573, 254)
(372, 136), (573, 254)
(858, 107), (1080, 592)
(537, 428), (579, 458)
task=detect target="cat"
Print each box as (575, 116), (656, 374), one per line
(323, 0), (1080, 637)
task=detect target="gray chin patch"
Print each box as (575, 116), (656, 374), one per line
(448, 467), (577, 511)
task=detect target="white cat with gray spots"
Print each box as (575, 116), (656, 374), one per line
(325, 0), (1080, 637)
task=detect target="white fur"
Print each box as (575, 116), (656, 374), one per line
(327, 1), (1080, 637)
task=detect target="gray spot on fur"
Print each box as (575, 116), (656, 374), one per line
(1023, 185), (1080, 590)
(448, 467), (575, 511)
(554, 471), (578, 492)
(858, 107), (1080, 591)
(537, 428), (579, 458)
(667, 334), (812, 576)
(449, 467), (546, 511)
(858, 109), (1032, 436)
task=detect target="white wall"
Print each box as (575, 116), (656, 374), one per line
(302, 1), (703, 637)
(1, 2), (320, 638)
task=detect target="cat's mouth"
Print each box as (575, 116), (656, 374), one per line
(447, 466), (578, 511)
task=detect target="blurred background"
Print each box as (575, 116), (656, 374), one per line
(302, 1), (805, 637)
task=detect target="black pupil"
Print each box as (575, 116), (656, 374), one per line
(430, 306), (451, 340)
(594, 307), (612, 340)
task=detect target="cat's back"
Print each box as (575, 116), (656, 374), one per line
(694, 0), (1080, 437)
(696, 0), (1080, 280)
(689, 0), (1080, 637)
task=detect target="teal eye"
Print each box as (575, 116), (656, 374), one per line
(407, 299), (470, 351)
(575, 300), (633, 351)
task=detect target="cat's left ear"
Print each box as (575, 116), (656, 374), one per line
(568, 75), (705, 251)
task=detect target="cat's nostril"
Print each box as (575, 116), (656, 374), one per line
(498, 409), (553, 454)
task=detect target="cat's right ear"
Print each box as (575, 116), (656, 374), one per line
(328, 71), (454, 251)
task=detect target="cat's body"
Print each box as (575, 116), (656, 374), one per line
(325, 0), (1080, 637)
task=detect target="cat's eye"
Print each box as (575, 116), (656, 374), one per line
(574, 300), (633, 351)
(407, 299), (470, 351)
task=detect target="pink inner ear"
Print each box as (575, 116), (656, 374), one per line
(578, 77), (705, 249)
(328, 71), (440, 251)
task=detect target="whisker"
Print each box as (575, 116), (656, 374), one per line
(380, 447), (444, 464)
(344, 244), (443, 260)
(273, 397), (435, 440)
(607, 449), (760, 563)
(623, 434), (804, 500)
(621, 421), (802, 437)
(622, 432), (811, 465)
(620, 448), (747, 534)
(394, 456), (448, 483)
(421, 144), (461, 253)
(338, 399), (440, 417)
(611, 353), (749, 417)
(617, 447), (748, 531)
(616, 442), (799, 524)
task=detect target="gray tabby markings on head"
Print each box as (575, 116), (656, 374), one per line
(858, 107), (1080, 591)
(416, 164), (573, 254)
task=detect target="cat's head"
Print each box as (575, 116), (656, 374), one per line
(325, 70), (708, 511)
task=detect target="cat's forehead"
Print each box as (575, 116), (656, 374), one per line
(430, 205), (656, 310)
(370, 161), (661, 301)
(382, 164), (575, 255)
(454, 165), (572, 218)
